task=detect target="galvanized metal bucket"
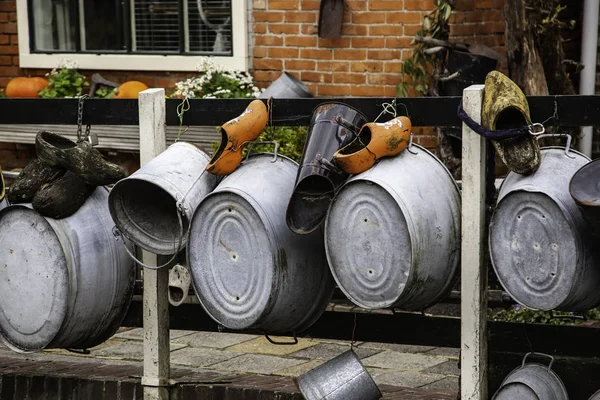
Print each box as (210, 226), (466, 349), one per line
(325, 143), (461, 310)
(589, 389), (600, 400)
(0, 197), (6, 211)
(259, 72), (313, 99)
(0, 187), (135, 353)
(295, 349), (382, 400)
(490, 144), (600, 311)
(569, 158), (600, 237)
(188, 152), (334, 333)
(492, 353), (569, 400)
(109, 142), (217, 255)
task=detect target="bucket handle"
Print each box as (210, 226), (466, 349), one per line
(521, 352), (555, 372)
(112, 201), (187, 270)
(534, 132), (576, 159)
(407, 132), (418, 155)
(264, 333), (298, 346)
(244, 141), (280, 163)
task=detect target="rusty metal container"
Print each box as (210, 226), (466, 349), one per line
(0, 188), (135, 353)
(325, 144), (461, 310)
(490, 146), (600, 311)
(187, 153), (334, 333)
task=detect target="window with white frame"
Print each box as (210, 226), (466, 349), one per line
(16, 0), (248, 71)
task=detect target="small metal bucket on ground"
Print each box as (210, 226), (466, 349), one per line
(295, 349), (382, 400)
(325, 143), (461, 310)
(259, 72), (313, 99)
(0, 188), (135, 352)
(569, 158), (600, 237)
(109, 142), (217, 255)
(490, 141), (600, 312)
(492, 353), (569, 400)
(188, 151), (335, 333)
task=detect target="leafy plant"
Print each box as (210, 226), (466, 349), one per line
(397, 0), (455, 97)
(491, 304), (600, 325)
(39, 59), (89, 98)
(94, 86), (116, 98)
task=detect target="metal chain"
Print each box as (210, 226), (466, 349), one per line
(77, 94), (91, 143)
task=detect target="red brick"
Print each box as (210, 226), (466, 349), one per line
(0, 23), (17, 34)
(388, 12), (422, 24)
(301, 0), (320, 10)
(253, 11), (284, 22)
(417, 136), (439, 148)
(404, 0), (435, 10)
(352, 37), (385, 48)
(11, 55), (18, 65)
(333, 73), (366, 84)
(252, 70), (282, 82)
(0, 45), (18, 55)
(386, 37), (412, 48)
(318, 37), (351, 48)
(155, 77), (180, 89)
(464, 10), (484, 23)
(300, 24), (318, 35)
(254, 36), (284, 46)
(0, 66), (19, 76)
(300, 71), (332, 83)
(352, 12), (385, 24)
(0, 35), (8, 45)
(0, 12), (8, 22)
(351, 85), (387, 96)
(368, 73), (402, 85)
(351, 61), (384, 72)
(285, 35), (317, 47)
(370, 25), (401, 36)
(270, 1), (299, 10)
(384, 85), (399, 97)
(284, 11), (317, 22)
(484, 9), (503, 21)
(403, 24), (422, 36)
(318, 84), (351, 96)
(368, 49), (401, 60)
(10, 35), (18, 45)
(269, 47), (299, 58)
(253, 59), (284, 70)
(342, 24), (368, 36)
(255, 23), (267, 34)
(369, 1), (403, 11)
(253, 47), (268, 58)
(384, 62), (402, 73)
(475, 0), (494, 9)
(8, 12), (16, 22)
(285, 59), (316, 70)
(318, 61), (349, 72)
(300, 48), (333, 59)
(334, 49), (366, 60)
(268, 24), (299, 34)
(0, 3), (16, 12)
(345, 1), (368, 11)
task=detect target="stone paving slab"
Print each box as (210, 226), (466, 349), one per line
(209, 354), (307, 375)
(423, 360), (460, 376)
(289, 343), (381, 360)
(172, 331), (258, 349)
(113, 327), (197, 341)
(272, 359), (326, 377)
(369, 369), (446, 388)
(360, 342), (437, 353)
(226, 335), (317, 356)
(170, 347), (243, 368)
(88, 340), (187, 361)
(361, 351), (448, 371)
(424, 346), (460, 358)
(421, 376), (460, 391)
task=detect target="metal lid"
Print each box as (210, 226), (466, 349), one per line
(325, 180), (412, 309)
(188, 192), (274, 330)
(0, 206), (68, 352)
(492, 382), (538, 400)
(490, 191), (577, 311)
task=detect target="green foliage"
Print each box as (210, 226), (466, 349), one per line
(491, 304), (600, 325)
(39, 66), (89, 98)
(397, 0), (454, 97)
(94, 86), (116, 98)
(0, 88), (5, 98)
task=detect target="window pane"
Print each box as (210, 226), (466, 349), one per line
(82, 0), (125, 51)
(133, 0), (181, 52)
(30, 0), (78, 51)
(188, 0), (232, 55)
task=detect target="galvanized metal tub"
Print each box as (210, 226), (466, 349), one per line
(259, 72), (313, 99)
(109, 142), (217, 255)
(188, 153), (334, 333)
(492, 353), (568, 400)
(325, 144), (461, 310)
(569, 158), (600, 236)
(0, 187), (135, 353)
(589, 389), (600, 400)
(296, 349), (381, 400)
(490, 146), (600, 311)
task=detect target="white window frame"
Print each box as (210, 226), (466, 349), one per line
(16, 0), (249, 71)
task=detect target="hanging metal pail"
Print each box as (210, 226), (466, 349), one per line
(0, 187), (135, 353)
(188, 152), (335, 333)
(569, 158), (600, 237)
(490, 145), (600, 312)
(589, 389), (600, 399)
(286, 102), (368, 235)
(492, 353), (569, 400)
(325, 143), (461, 310)
(109, 142), (217, 255)
(259, 72), (313, 99)
(296, 349), (382, 400)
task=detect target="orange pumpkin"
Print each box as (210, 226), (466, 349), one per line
(113, 81), (149, 99)
(5, 77), (49, 98)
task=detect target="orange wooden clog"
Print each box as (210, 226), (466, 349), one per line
(206, 99), (268, 176)
(333, 116), (412, 175)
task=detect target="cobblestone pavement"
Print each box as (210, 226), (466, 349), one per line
(0, 328), (459, 399)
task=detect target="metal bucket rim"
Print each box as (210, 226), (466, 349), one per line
(569, 157), (600, 208)
(169, 141), (213, 162)
(500, 362), (568, 398)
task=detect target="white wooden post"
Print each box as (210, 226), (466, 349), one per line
(138, 89), (170, 400)
(460, 85), (488, 400)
